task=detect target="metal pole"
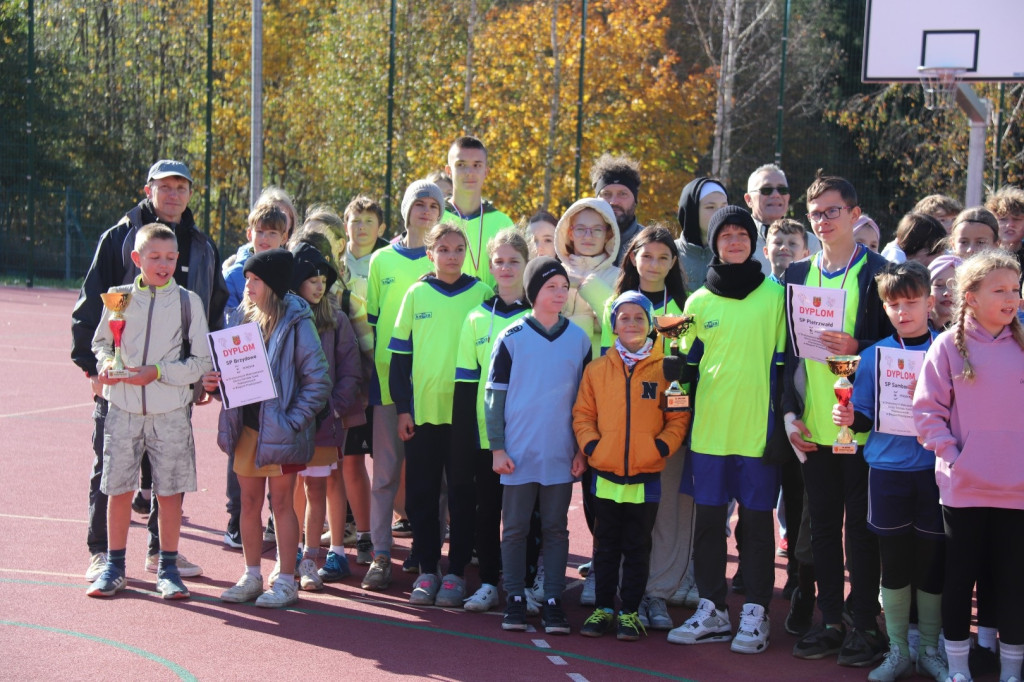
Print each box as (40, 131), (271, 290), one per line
(26, 0), (36, 287)
(993, 83), (1005, 189)
(955, 85), (989, 207)
(250, 0), (263, 208)
(384, 0), (396, 230)
(774, 0), (791, 166)
(204, 0), (214, 233)
(573, 0), (588, 200)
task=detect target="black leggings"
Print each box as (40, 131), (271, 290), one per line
(878, 532), (944, 593)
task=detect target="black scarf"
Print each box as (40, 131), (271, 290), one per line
(704, 260), (765, 300)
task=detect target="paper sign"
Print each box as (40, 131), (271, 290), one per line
(874, 346), (924, 437)
(786, 284), (847, 364)
(207, 322), (277, 409)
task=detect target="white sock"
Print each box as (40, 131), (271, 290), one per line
(302, 545), (317, 559)
(979, 626), (998, 652)
(245, 565), (261, 580)
(330, 545), (345, 555)
(945, 637), (971, 677)
(276, 573), (296, 587)
(1000, 642), (1024, 682)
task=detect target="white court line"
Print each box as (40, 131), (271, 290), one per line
(0, 402), (94, 418)
(547, 656), (567, 666)
(0, 512), (87, 524)
(566, 675), (590, 682)
(532, 638), (550, 648)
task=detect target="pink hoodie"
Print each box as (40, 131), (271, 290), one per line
(912, 317), (1024, 510)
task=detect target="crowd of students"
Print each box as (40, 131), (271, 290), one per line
(72, 145), (1024, 682)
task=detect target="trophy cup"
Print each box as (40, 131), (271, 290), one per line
(653, 314), (695, 412)
(99, 291), (133, 379)
(826, 354), (860, 454)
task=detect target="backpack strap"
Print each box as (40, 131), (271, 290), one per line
(179, 288), (192, 360)
(341, 288), (352, 317)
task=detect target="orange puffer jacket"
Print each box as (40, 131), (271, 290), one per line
(572, 342), (691, 479)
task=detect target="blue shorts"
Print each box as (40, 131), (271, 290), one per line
(682, 452), (780, 511)
(867, 467), (944, 537)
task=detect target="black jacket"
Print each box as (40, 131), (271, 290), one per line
(71, 200), (228, 375)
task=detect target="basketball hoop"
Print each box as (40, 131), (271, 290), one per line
(917, 66), (966, 110)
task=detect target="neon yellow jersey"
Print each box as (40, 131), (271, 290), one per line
(389, 276), (493, 425)
(365, 243), (432, 405)
(443, 201), (513, 289)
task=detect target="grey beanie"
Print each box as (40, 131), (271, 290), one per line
(401, 180), (445, 227)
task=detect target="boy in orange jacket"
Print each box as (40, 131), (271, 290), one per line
(572, 291), (690, 640)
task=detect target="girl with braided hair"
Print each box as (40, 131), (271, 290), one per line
(913, 249), (1024, 682)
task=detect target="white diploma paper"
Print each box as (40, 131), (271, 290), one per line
(874, 346), (924, 437)
(786, 284), (847, 364)
(207, 322), (277, 409)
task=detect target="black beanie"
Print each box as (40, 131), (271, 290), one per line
(243, 248), (294, 301)
(707, 205), (757, 261)
(523, 256), (568, 305)
(290, 242), (338, 293)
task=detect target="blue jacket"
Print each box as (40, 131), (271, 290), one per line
(217, 293), (331, 468)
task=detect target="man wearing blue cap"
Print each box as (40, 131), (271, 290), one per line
(72, 159), (228, 583)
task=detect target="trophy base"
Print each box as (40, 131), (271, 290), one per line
(107, 368), (132, 379)
(832, 441), (858, 455)
(661, 394), (691, 413)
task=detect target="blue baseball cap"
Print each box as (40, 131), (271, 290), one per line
(147, 160), (193, 184)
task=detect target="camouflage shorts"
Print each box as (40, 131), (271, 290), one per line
(101, 404), (197, 497)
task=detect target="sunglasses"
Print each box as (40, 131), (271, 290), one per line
(757, 186), (790, 196)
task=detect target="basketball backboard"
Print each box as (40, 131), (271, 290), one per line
(862, 0), (1024, 82)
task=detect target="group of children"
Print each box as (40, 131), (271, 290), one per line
(82, 146), (1024, 682)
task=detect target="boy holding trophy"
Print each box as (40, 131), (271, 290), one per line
(87, 224), (213, 600)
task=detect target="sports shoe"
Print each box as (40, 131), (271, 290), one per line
(86, 566), (126, 598)
(639, 595), (673, 630)
(85, 552), (107, 582)
(915, 648), (948, 682)
(792, 623), (845, 660)
(777, 537), (789, 556)
(255, 579), (299, 608)
(156, 570), (190, 600)
(343, 521), (357, 546)
(525, 568), (545, 616)
(319, 529), (332, 546)
(402, 553), (420, 573)
(268, 549), (301, 585)
(730, 603), (770, 654)
(968, 643), (998, 676)
(131, 490), (150, 515)
(667, 598), (732, 645)
(223, 523), (242, 550)
(668, 570), (699, 608)
(502, 595), (529, 631)
(785, 585), (815, 636)
(391, 518), (413, 537)
(577, 561), (592, 577)
(579, 569), (596, 606)
(361, 554), (392, 590)
(145, 553), (202, 578)
(464, 583), (499, 612)
(409, 573), (441, 605)
(263, 515), (276, 542)
(944, 674), (972, 682)
(838, 627), (888, 668)
(868, 643), (913, 681)
(541, 597), (571, 635)
(617, 611), (646, 641)
(355, 535), (373, 566)
(580, 608), (615, 637)
(731, 567), (746, 594)
(318, 550), (351, 582)
(220, 573), (264, 603)
(298, 557), (324, 591)
(434, 574), (466, 607)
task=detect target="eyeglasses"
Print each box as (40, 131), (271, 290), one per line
(756, 185), (790, 196)
(572, 226), (607, 237)
(806, 206), (851, 223)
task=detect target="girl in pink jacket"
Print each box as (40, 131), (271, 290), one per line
(912, 249), (1024, 682)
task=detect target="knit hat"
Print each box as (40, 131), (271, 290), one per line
(243, 248), (293, 301)
(523, 256), (568, 305)
(707, 205), (757, 260)
(610, 291), (654, 333)
(290, 242), (338, 292)
(401, 180), (445, 226)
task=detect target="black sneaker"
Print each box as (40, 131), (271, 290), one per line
(731, 567), (745, 594)
(969, 643), (1000, 676)
(781, 572), (799, 601)
(131, 490), (151, 515)
(837, 627), (887, 667)
(223, 520), (242, 550)
(616, 611), (646, 641)
(263, 515), (276, 542)
(785, 586), (815, 636)
(792, 623), (845, 660)
(541, 597), (571, 635)
(580, 608), (615, 637)
(502, 595), (529, 631)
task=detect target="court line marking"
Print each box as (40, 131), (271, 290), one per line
(548, 655), (568, 665)
(1, 620), (198, 681)
(533, 638), (551, 648)
(0, 577), (698, 681)
(0, 513), (88, 524)
(567, 675), (591, 682)
(0, 402), (94, 418)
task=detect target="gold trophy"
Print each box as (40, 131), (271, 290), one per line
(826, 355), (860, 454)
(653, 314), (695, 412)
(99, 291), (133, 379)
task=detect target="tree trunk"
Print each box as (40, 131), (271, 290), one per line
(542, 0), (561, 209)
(463, 0), (478, 133)
(711, 0), (740, 181)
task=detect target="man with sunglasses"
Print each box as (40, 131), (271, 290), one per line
(745, 164), (820, 275)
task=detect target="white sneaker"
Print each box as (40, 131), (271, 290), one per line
(525, 567), (545, 606)
(667, 598), (731, 645)
(668, 570), (699, 608)
(464, 583), (499, 612)
(298, 558), (323, 592)
(639, 595), (674, 630)
(730, 603), (770, 654)
(255, 579), (299, 608)
(220, 573), (264, 603)
(85, 552), (107, 582)
(580, 570), (596, 606)
(868, 644), (913, 681)
(916, 648), (948, 682)
(908, 625), (921, 662)
(145, 553), (203, 578)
